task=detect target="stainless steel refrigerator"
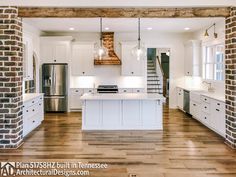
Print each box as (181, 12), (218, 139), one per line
(42, 63), (68, 112)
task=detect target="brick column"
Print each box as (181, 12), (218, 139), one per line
(225, 7), (236, 149)
(0, 6), (23, 148)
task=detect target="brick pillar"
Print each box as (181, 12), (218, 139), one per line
(225, 7), (236, 149)
(0, 6), (23, 148)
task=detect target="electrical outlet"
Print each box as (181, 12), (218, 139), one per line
(129, 174), (137, 177)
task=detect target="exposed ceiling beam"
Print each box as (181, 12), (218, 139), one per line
(18, 7), (230, 18)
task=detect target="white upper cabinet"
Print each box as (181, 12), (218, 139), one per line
(40, 36), (72, 63)
(23, 35), (33, 80)
(184, 40), (201, 76)
(120, 42), (144, 76)
(71, 42), (95, 76)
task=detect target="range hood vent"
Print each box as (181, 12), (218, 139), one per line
(94, 32), (121, 65)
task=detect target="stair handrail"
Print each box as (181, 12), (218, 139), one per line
(156, 56), (164, 77)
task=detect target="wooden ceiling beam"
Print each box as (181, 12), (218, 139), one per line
(18, 7), (230, 18)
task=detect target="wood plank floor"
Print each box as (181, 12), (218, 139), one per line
(1, 105), (236, 177)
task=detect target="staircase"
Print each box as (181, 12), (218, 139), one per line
(147, 60), (162, 94)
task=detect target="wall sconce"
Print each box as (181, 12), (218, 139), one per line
(204, 23), (217, 39)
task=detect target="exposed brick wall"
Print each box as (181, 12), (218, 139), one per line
(0, 6), (23, 148)
(225, 7), (236, 149)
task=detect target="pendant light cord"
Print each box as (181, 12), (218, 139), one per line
(138, 18), (141, 49)
(100, 17), (103, 47)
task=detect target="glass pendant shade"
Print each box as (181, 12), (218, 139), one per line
(94, 17), (108, 60)
(94, 43), (108, 60)
(131, 43), (146, 60)
(132, 18), (146, 60)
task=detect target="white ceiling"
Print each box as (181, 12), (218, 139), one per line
(0, 0), (234, 7)
(23, 18), (224, 33)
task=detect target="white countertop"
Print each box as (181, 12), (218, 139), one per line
(177, 86), (225, 102)
(201, 92), (225, 102)
(80, 93), (166, 101)
(23, 93), (44, 103)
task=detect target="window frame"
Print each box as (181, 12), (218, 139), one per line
(202, 43), (225, 82)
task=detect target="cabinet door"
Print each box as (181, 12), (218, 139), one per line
(177, 88), (183, 109)
(23, 36), (33, 80)
(184, 41), (201, 76)
(119, 88), (133, 93)
(184, 44), (193, 76)
(53, 42), (69, 63)
(190, 100), (199, 119)
(70, 89), (84, 109)
(211, 99), (225, 136)
(121, 43), (144, 76)
(71, 43), (94, 76)
(132, 88), (145, 93)
(40, 42), (54, 63)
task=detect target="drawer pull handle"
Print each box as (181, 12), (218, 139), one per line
(32, 109), (35, 112)
(33, 120), (35, 123)
(32, 101), (34, 103)
(39, 104), (41, 106)
(193, 104), (196, 106)
(217, 103), (220, 106)
(75, 90), (78, 92)
(216, 109), (220, 112)
(124, 90), (127, 92)
(26, 110), (28, 112)
(204, 106), (207, 109)
(205, 117), (207, 119)
(205, 99), (207, 101)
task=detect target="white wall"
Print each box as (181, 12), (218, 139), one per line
(183, 19), (225, 96)
(22, 22), (41, 92)
(45, 31), (188, 108)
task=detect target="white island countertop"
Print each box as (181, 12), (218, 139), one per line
(80, 93), (166, 101)
(23, 93), (44, 103)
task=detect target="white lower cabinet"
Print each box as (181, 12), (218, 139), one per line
(189, 93), (225, 137)
(70, 88), (84, 110)
(119, 88), (145, 93)
(210, 99), (225, 136)
(69, 88), (95, 111)
(190, 100), (200, 119)
(23, 95), (44, 137)
(176, 87), (184, 110)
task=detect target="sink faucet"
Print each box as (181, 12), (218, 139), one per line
(202, 81), (215, 92)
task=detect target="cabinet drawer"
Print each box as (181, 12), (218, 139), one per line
(201, 112), (211, 125)
(211, 100), (225, 111)
(201, 102), (210, 113)
(132, 88), (145, 93)
(190, 100), (200, 119)
(201, 95), (210, 103)
(119, 88), (133, 93)
(84, 88), (94, 94)
(23, 96), (43, 108)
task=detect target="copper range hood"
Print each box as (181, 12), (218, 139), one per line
(94, 32), (121, 65)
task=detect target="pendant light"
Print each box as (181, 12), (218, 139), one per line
(94, 18), (108, 60)
(131, 18), (146, 60)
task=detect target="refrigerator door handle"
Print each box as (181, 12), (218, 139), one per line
(44, 96), (65, 99)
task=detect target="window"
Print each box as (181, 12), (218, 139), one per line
(203, 44), (224, 81)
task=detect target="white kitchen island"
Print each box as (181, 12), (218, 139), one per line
(80, 93), (165, 130)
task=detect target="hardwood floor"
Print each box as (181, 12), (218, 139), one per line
(1, 106), (236, 177)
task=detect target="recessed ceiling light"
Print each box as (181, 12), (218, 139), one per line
(184, 27), (190, 31)
(104, 27), (110, 30)
(147, 27), (153, 30)
(69, 27), (75, 31)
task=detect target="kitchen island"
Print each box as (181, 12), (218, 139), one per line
(80, 93), (165, 130)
